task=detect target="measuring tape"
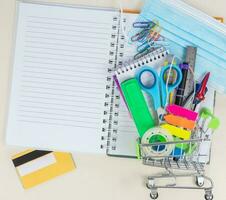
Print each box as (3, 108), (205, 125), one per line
(183, 46), (197, 100)
(141, 127), (175, 159)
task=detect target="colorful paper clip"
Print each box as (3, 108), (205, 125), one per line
(133, 21), (156, 29)
(131, 29), (150, 42)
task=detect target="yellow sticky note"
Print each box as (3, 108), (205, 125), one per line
(12, 149), (76, 189)
(161, 124), (191, 140)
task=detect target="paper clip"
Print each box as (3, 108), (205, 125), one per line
(134, 47), (155, 60)
(147, 27), (162, 42)
(133, 21), (156, 29)
(131, 20), (159, 42)
(131, 29), (150, 42)
(137, 40), (150, 53)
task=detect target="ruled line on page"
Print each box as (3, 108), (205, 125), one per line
(20, 90), (103, 100)
(26, 31), (109, 41)
(25, 35), (109, 46)
(27, 21), (109, 30)
(22, 65), (106, 75)
(25, 41), (109, 51)
(19, 104), (102, 115)
(24, 46), (107, 55)
(24, 55), (106, 64)
(18, 119), (100, 129)
(19, 95), (102, 105)
(21, 70), (106, 80)
(23, 60), (106, 69)
(21, 80), (104, 90)
(27, 16), (110, 25)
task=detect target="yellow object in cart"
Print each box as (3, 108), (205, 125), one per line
(161, 124), (191, 140)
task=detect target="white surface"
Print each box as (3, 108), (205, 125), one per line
(16, 153), (56, 176)
(0, 0), (226, 200)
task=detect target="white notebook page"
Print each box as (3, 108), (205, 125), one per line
(6, 2), (118, 153)
(108, 13), (139, 157)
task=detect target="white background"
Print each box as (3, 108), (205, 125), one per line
(0, 0), (226, 200)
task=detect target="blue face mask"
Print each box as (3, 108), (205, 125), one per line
(138, 0), (226, 93)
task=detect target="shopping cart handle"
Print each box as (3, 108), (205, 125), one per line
(199, 107), (220, 130)
(208, 117), (220, 130)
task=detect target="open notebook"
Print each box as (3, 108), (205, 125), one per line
(6, 1), (215, 158)
(6, 1), (140, 154)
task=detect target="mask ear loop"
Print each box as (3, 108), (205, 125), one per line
(164, 55), (186, 109)
(164, 56), (176, 109)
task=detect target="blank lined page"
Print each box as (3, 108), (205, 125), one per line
(6, 2), (118, 153)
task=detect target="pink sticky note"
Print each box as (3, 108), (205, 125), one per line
(166, 104), (198, 121)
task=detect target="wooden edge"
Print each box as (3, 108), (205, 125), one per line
(214, 17), (224, 23)
(123, 9), (140, 14)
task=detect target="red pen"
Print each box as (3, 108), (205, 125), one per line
(193, 72), (210, 110)
(195, 72), (210, 101)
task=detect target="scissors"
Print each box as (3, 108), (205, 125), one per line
(136, 65), (182, 119)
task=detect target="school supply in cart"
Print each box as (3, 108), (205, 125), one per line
(121, 78), (155, 137)
(175, 63), (189, 106)
(136, 65), (182, 115)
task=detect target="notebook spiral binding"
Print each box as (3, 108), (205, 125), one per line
(115, 47), (169, 76)
(100, 15), (120, 151)
(108, 17), (127, 152)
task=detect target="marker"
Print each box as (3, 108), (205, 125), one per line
(121, 78), (155, 137)
(175, 63), (189, 106)
(193, 72), (210, 110)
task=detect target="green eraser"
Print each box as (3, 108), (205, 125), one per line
(121, 79), (155, 137)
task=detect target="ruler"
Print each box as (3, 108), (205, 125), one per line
(184, 46), (197, 99)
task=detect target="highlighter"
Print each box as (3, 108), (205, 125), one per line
(121, 78), (155, 137)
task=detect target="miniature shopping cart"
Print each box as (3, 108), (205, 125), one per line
(137, 108), (220, 200)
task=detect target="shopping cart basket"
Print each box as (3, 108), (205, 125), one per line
(137, 108), (220, 200)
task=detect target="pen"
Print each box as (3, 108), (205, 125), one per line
(175, 63), (189, 106)
(192, 72), (210, 110)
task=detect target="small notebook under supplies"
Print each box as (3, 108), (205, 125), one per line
(6, 1), (215, 158)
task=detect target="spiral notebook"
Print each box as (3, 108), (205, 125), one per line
(6, 1), (143, 155)
(5, 1), (215, 158)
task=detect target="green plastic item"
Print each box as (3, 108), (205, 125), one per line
(174, 137), (189, 151)
(199, 107), (220, 130)
(136, 138), (141, 160)
(121, 79), (155, 138)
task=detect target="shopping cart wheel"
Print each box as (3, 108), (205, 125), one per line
(196, 176), (204, 187)
(150, 192), (158, 199)
(204, 193), (213, 200)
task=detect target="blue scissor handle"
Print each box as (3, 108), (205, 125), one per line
(136, 66), (161, 111)
(160, 64), (182, 107)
